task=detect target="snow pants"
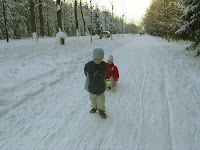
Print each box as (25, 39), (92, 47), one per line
(110, 77), (117, 87)
(89, 92), (106, 111)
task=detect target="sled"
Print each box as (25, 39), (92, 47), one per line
(105, 77), (116, 92)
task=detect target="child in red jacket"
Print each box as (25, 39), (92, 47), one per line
(105, 55), (119, 88)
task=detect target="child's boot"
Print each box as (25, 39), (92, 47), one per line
(90, 108), (97, 113)
(99, 110), (107, 118)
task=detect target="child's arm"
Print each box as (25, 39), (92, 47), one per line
(115, 66), (119, 79)
(84, 63), (89, 76)
(105, 63), (108, 74)
(113, 66), (119, 81)
(104, 63), (109, 78)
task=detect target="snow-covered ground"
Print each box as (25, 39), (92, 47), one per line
(0, 34), (200, 150)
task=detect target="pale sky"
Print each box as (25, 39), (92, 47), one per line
(83, 0), (152, 25)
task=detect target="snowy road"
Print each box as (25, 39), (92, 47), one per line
(0, 35), (200, 150)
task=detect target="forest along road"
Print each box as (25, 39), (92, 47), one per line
(0, 35), (199, 150)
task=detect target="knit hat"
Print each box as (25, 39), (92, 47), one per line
(108, 55), (113, 62)
(93, 48), (104, 59)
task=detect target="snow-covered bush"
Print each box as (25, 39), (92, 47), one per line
(56, 28), (67, 45)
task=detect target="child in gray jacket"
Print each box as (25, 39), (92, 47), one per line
(84, 48), (108, 118)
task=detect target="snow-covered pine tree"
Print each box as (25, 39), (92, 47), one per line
(0, 0), (29, 39)
(176, 0), (200, 53)
(93, 7), (101, 35)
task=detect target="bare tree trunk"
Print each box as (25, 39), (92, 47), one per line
(2, 0), (9, 42)
(74, 0), (79, 36)
(46, 7), (50, 36)
(38, 0), (44, 37)
(29, 0), (38, 41)
(164, 0), (169, 42)
(57, 0), (64, 45)
(111, 1), (113, 40)
(57, 0), (62, 30)
(90, 0), (92, 43)
(80, 0), (86, 35)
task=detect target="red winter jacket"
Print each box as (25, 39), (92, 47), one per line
(105, 63), (119, 81)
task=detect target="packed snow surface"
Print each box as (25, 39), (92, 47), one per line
(0, 35), (200, 150)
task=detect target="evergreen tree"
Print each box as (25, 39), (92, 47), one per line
(176, 0), (200, 49)
(93, 7), (101, 35)
(125, 23), (138, 34)
(0, 0), (29, 39)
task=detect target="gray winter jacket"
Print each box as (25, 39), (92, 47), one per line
(84, 61), (108, 95)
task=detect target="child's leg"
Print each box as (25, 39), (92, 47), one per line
(110, 77), (114, 86)
(112, 81), (117, 87)
(89, 93), (97, 109)
(96, 93), (106, 111)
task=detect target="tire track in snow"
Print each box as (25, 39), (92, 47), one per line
(1, 83), (73, 149)
(98, 81), (129, 149)
(0, 61), (73, 118)
(166, 50), (200, 149)
(106, 42), (146, 149)
(117, 50), (140, 149)
(98, 61), (130, 147)
(34, 78), (90, 149)
(161, 77), (176, 150)
(98, 42), (137, 148)
(149, 43), (175, 150)
(157, 45), (195, 150)
(0, 65), (82, 149)
(109, 41), (148, 149)
(135, 52), (147, 150)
